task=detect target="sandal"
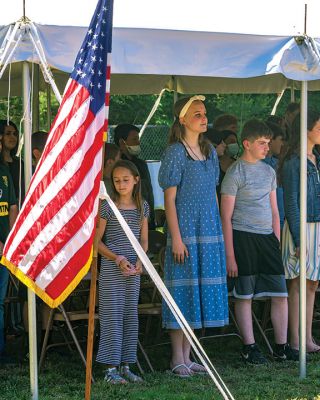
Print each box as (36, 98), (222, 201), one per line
(171, 363), (193, 378)
(104, 367), (128, 384)
(187, 362), (208, 375)
(120, 365), (143, 383)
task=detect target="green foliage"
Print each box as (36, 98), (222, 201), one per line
(2, 338), (320, 400)
(1, 90), (320, 135)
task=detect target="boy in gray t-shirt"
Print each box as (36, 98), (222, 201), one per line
(221, 118), (297, 364)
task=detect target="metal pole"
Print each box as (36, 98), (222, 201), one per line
(32, 64), (39, 133)
(23, 61), (39, 399)
(46, 84), (52, 131)
(299, 80), (307, 379)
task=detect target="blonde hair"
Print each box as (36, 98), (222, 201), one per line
(168, 96), (211, 158)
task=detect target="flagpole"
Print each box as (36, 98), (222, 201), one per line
(23, 61), (39, 400)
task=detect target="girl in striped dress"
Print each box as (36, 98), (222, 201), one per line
(280, 110), (320, 353)
(96, 160), (149, 384)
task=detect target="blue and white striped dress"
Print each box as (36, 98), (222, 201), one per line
(96, 199), (149, 366)
(159, 143), (229, 329)
(282, 221), (320, 281)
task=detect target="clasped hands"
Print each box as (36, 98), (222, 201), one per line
(115, 255), (142, 276)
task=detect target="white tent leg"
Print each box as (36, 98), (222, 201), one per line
(299, 81), (307, 379)
(23, 61), (39, 399)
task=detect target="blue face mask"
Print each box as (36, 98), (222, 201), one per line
(226, 143), (239, 157)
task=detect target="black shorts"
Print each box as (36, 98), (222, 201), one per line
(232, 230), (287, 299)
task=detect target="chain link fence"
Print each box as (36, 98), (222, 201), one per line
(108, 125), (170, 161)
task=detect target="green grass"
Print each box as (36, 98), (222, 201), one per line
(2, 332), (320, 400)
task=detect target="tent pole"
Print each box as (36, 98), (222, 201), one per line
(32, 64), (40, 132)
(46, 84), (51, 131)
(23, 61), (39, 399)
(299, 80), (307, 379)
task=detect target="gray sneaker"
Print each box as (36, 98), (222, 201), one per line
(104, 367), (128, 384)
(120, 365), (143, 383)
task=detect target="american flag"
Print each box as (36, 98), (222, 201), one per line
(1, 0), (114, 307)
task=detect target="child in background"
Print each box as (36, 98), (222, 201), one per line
(103, 143), (121, 194)
(159, 95), (228, 377)
(221, 118), (297, 364)
(96, 159), (149, 384)
(0, 131), (18, 363)
(280, 110), (320, 353)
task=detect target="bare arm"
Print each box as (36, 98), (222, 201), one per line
(220, 194), (238, 278)
(0, 205), (19, 256)
(270, 190), (280, 241)
(9, 204), (18, 230)
(135, 216), (149, 274)
(164, 186), (189, 264)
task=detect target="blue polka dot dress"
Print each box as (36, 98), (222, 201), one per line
(159, 142), (229, 329)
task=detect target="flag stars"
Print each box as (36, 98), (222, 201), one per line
(98, 70), (102, 76)
(92, 43), (98, 51)
(100, 44), (104, 50)
(88, 29), (93, 35)
(93, 34), (98, 39)
(81, 72), (87, 78)
(76, 68), (82, 75)
(97, 82), (102, 89)
(89, 95), (94, 101)
(90, 68), (95, 75)
(101, 32), (105, 37)
(89, 82), (94, 88)
(91, 55), (97, 62)
(99, 57), (103, 63)
(78, 57), (83, 64)
(102, 19), (106, 24)
(103, 6), (107, 11)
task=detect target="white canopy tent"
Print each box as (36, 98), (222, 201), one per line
(1, 24), (320, 95)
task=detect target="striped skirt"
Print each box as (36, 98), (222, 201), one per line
(282, 221), (320, 281)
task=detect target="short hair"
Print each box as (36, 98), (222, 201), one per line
(32, 131), (48, 151)
(113, 124), (140, 146)
(265, 115), (284, 126)
(213, 114), (237, 131)
(285, 102), (300, 114)
(104, 143), (120, 166)
(241, 118), (272, 144)
(265, 121), (284, 140)
(205, 128), (236, 146)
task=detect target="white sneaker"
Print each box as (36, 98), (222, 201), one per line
(120, 365), (143, 383)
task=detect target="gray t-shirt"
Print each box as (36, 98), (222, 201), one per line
(221, 159), (277, 234)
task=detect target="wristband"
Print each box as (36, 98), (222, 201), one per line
(115, 255), (125, 267)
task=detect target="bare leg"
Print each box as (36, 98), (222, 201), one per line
(288, 278), (320, 351)
(271, 297), (288, 344)
(169, 329), (193, 376)
(288, 278), (299, 349)
(234, 299), (254, 344)
(306, 280), (320, 352)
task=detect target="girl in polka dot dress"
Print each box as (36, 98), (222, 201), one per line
(159, 96), (229, 377)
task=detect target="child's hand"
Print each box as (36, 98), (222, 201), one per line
(134, 259), (143, 275)
(172, 238), (189, 264)
(116, 256), (133, 276)
(226, 256), (238, 278)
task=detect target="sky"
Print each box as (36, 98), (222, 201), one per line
(0, 0), (319, 37)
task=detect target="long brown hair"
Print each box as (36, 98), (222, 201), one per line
(168, 96), (212, 158)
(110, 159), (144, 222)
(278, 109), (320, 184)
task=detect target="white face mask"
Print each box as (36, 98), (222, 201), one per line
(126, 144), (141, 156)
(226, 143), (239, 157)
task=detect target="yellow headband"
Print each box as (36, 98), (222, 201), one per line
(179, 95), (206, 118)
